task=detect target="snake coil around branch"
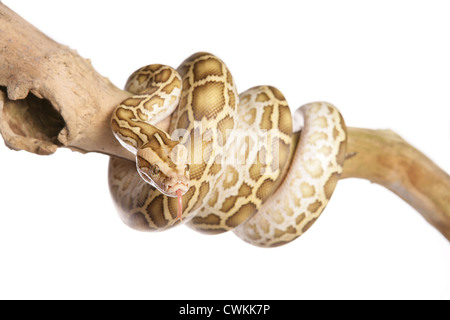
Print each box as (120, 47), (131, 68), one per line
(0, 3), (449, 245)
(108, 52), (347, 247)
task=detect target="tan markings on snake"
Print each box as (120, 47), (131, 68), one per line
(234, 102), (347, 247)
(109, 52), (347, 247)
(110, 52), (238, 226)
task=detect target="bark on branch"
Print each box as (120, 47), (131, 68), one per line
(341, 128), (450, 240)
(0, 2), (449, 240)
(0, 2), (133, 160)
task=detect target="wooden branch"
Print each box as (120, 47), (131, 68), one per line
(280, 127), (450, 241)
(0, 2), (135, 161)
(341, 128), (450, 240)
(0, 2), (449, 241)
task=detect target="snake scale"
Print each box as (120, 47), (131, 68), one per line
(109, 52), (347, 247)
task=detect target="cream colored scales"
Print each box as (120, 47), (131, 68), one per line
(109, 52), (347, 247)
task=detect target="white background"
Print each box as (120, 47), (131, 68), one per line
(1, 0), (449, 299)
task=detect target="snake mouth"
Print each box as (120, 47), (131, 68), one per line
(166, 182), (189, 196)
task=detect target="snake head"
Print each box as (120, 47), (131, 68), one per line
(136, 143), (190, 198)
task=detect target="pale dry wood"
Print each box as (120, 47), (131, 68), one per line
(0, 2), (135, 161)
(341, 128), (450, 241)
(0, 2), (449, 240)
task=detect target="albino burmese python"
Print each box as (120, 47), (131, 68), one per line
(109, 52), (347, 247)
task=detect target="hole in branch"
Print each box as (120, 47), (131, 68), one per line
(1, 86), (66, 145)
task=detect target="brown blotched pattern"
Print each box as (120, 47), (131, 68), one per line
(110, 53), (239, 229)
(234, 102), (347, 247)
(109, 53), (347, 247)
(185, 85), (293, 234)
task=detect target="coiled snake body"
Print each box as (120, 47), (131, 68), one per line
(109, 52), (347, 247)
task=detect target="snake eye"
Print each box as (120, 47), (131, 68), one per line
(152, 165), (160, 175)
